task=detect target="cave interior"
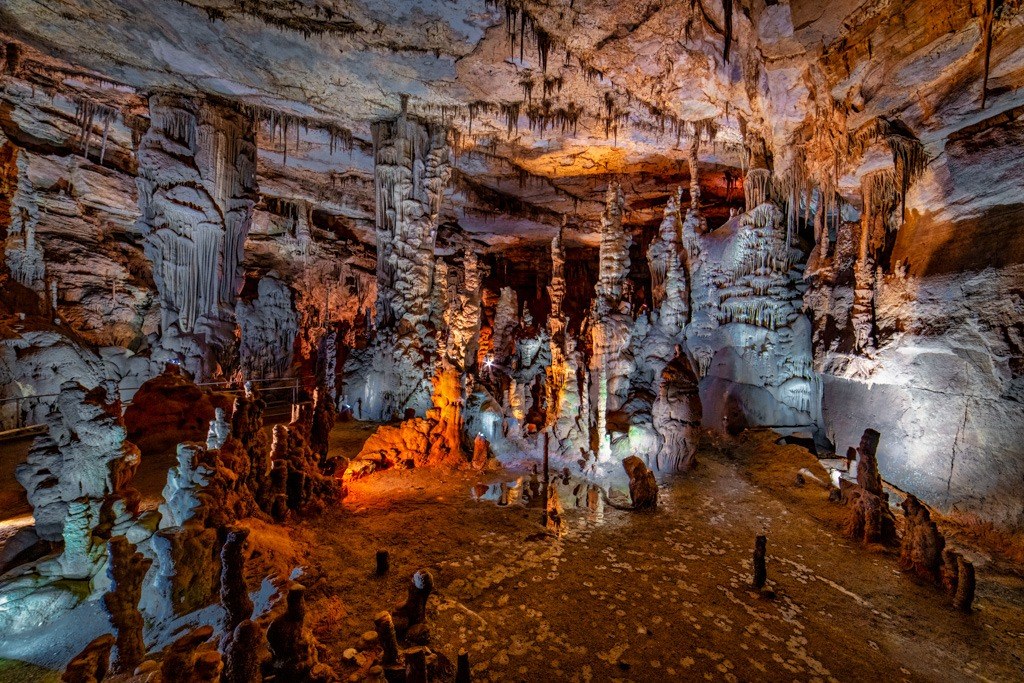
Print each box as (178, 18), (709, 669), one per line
(0, 0), (1023, 681)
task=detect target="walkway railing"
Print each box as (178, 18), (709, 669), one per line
(0, 372), (345, 434)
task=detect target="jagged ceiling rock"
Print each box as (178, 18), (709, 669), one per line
(2, 0), (1023, 246)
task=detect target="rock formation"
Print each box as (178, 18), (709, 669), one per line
(224, 619), (269, 683)
(137, 93), (258, 381)
(651, 346), (702, 474)
(589, 184), (633, 462)
(16, 383), (140, 542)
(161, 626), (224, 682)
(220, 526), (254, 635)
(123, 363), (231, 455)
(236, 273), (299, 380)
(391, 569), (434, 639)
(343, 111), (451, 421)
(153, 443), (224, 616)
(62, 634), (115, 683)
(842, 429), (896, 545)
(266, 582), (336, 682)
(899, 494), (945, 584)
(103, 535), (152, 674)
(545, 226), (590, 462)
(684, 199), (818, 434)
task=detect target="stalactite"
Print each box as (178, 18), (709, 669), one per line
(688, 136), (701, 211)
(73, 98), (118, 162)
(722, 0), (733, 63)
(744, 169), (773, 211)
(982, 0), (998, 109)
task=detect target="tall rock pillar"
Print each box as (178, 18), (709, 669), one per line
(343, 112), (451, 420)
(589, 184), (632, 461)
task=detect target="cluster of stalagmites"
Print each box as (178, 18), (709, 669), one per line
(836, 428), (976, 611)
(322, 564), (463, 683)
(0, 365), (344, 677)
(64, 523), (340, 683)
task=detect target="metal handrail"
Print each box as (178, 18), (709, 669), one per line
(0, 372), (348, 428)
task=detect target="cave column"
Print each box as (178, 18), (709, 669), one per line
(590, 184), (631, 462)
(546, 225), (589, 459)
(136, 93), (257, 381)
(852, 172), (882, 354)
(343, 112), (450, 420)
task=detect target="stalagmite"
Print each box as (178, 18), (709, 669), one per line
(375, 610), (401, 665)
(161, 626), (223, 682)
(546, 225), (589, 461)
(842, 430), (896, 545)
(899, 494), (945, 584)
(683, 187), (817, 432)
(652, 346), (702, 474)
(456, 652), (471, 683)
(103, 536), (151, 674)
(343, 111), (451, 421)
(220, 526), (254, 635)
(376, 549), (391, 576)
(953, 555), (976, 612)
(753, 535), (767, 590)
(266, 583), (336, 681)
(391, 569), (434, 638)
(622, 456), (658, 510)
(62, 635), (114, 683)
(223, 619), (268, 683)
(16, 383), (140, 542)
(590, 184), (632, 462)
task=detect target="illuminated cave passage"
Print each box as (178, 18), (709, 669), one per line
(0, 0), (1022, 680)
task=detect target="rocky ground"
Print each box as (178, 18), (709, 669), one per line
(2, 425), (1023, 682)
(299, 428), (1024, 682)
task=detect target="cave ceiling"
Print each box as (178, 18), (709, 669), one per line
(1, 0), (1020, 247)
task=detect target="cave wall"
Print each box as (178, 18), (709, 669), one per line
(811, 115), (1024, 528)
(0, 75), (374, 430)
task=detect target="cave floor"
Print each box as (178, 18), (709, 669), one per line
(3, 425), (1024, 682)
(296, 428), (1024, 683)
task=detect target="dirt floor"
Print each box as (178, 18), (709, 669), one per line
(298, 426), (1024, 683)
(2, 423), (1024, 682)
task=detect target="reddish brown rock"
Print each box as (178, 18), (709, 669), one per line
(223, 619), (269, 683)
(391, 569), (434, 639)
(843, 484), (897, 545)
(123, 364), (232, 455)
(623, 455), (659, 511)
(103, 535), (152, 674)
(62, 634), (114, 683)
(160, 626), (223, 682)
(220, 526), (253, 635)
(266, 583), (337, 682)
(899, 494), (945, 584)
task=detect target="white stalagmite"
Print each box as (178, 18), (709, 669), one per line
(342, 112), (451, 420)
(631, 189), (701, 475)
(546, 225), (589, 461)
(15, 382), (140, 542)
(137, 94), (257, 381)
(589, 183), (633, 462)
(444, 248), (484, 372)
(491, 286), (519, 361)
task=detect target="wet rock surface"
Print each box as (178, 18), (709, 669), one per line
(298, 429), (1024, 683)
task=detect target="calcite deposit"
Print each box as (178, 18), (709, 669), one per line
(0, 0), (1022, 678)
